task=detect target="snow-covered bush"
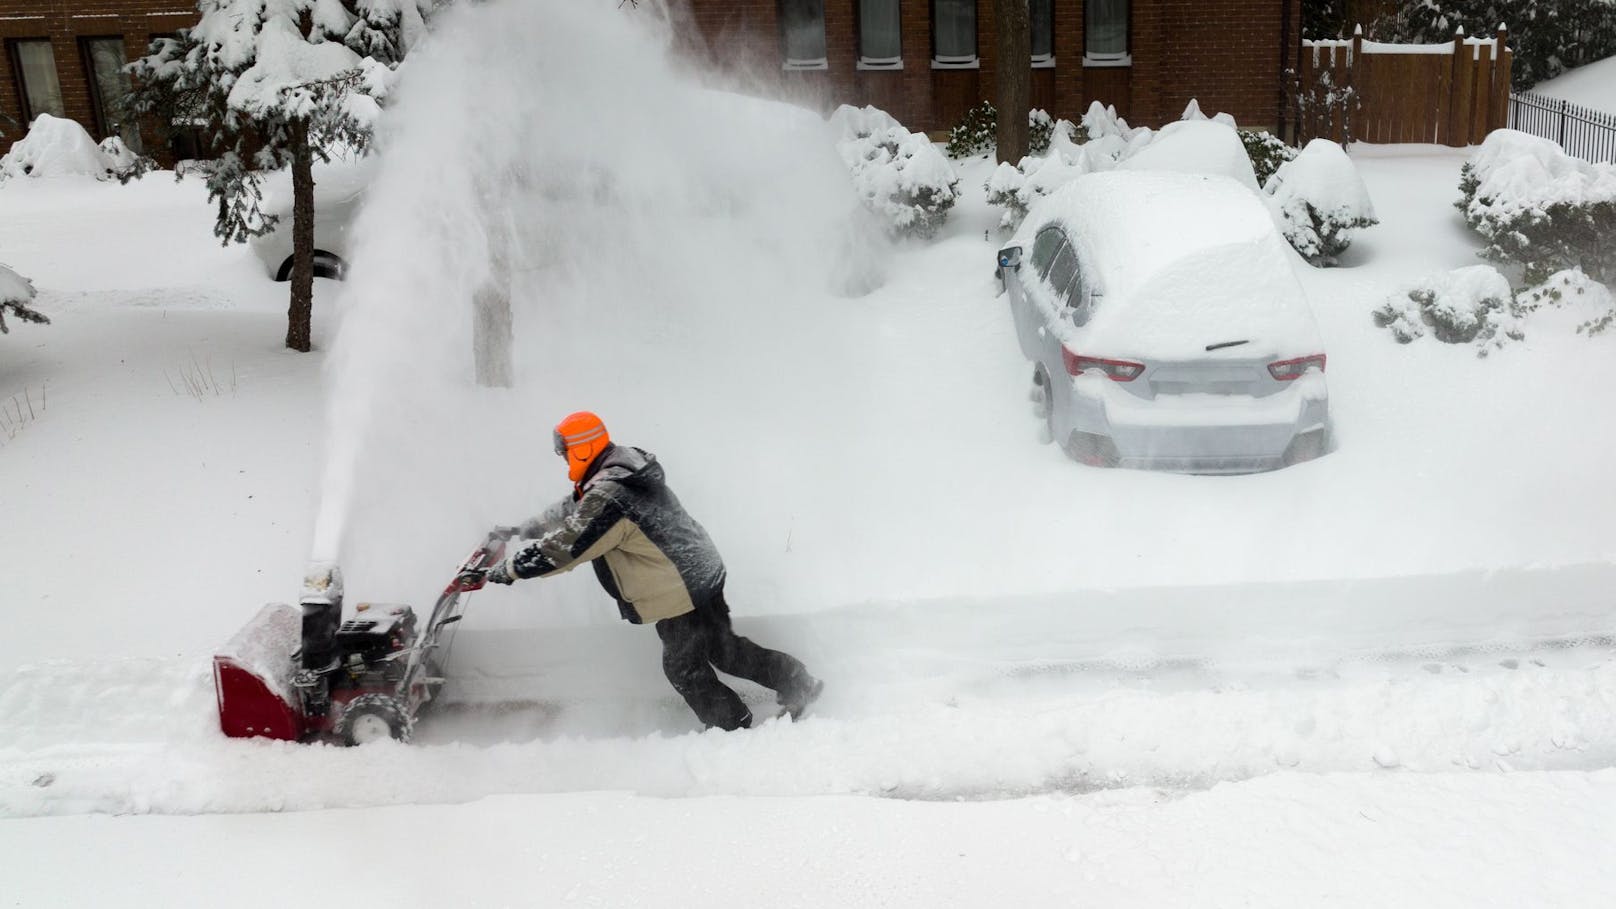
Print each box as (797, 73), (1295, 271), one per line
(1241, 129), (1297, 187)
(0, 263), (49, 334)
(1263, 139), (1378, 266)
(1457, 129), (1616, 285)
(834, 106), (958, 240)
(943, 103), (1060, 158)
(98, 136), (154, 181)
(1372, 265), (1522, 355)
(1120, 119), (1260, 190)
(946, 101), (998, 158)
(1178, 98), (1239, 130)
(0, 114), (149, 182)
(986, 153), (1089, 231)
(1518, 267), (1616, 336)
(829, 104), (903, 141)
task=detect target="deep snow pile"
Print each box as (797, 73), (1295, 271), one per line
(1119, 119), (1260, 190)
(0, 114), (141, 181)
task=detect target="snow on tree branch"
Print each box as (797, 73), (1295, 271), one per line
(0, 264), (49, 334)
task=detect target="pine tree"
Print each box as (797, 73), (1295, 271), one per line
(0, 263), (49, 334)
(128, 1), (437, 352)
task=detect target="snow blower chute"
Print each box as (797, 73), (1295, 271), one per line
(213, 531), (510, 745)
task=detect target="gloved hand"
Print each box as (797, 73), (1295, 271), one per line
(484, 560), (516, 586)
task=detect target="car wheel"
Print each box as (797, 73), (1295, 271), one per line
(275, 252), (348, 282)
(1031, 365), (1053, 420)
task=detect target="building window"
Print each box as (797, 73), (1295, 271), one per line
(8, 39), (66, 123)
(82, 37), (141, 151)
(780, 0), (828, 70)
(1085, 0), (1130, 65)
(933, 0), (976, 67)
(1030, 0), (1053, 66)
(858, 0), (902, 68)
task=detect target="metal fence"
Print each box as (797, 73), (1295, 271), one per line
(1508, 91), (1616, 163)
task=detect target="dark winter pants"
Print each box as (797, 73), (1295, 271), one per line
(654, 591), (810, 731)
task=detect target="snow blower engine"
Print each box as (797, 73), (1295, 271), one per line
(212, 531), (511, 746)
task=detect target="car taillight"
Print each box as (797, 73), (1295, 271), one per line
(1062, 347), (1144, 381)
(1268, 354), (1327, 381)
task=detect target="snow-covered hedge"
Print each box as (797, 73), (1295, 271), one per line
(1520, 268), (1616, 337)
(944, 102), (1060, 159)
(1241, 130), (1297, 187)
(832, 105), (959, 240)
(989, 100), (1262, 231)
(1, 263), (49, 334)
(1372, 265), (1521, 355)
(1458, 129), (1616, 285)
(1263, 138), (1377, 266)
(0, 114), (152, 182)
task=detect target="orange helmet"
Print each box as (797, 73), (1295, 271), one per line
(553, 411), (611, 482)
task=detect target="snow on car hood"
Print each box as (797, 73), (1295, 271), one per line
(1019, 171), (1322, 361)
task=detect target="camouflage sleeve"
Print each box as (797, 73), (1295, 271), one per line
(508, 484), (631, 579)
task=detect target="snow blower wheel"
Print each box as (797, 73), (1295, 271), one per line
(336, 693), (413, 745)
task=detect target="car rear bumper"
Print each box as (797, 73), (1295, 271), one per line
(1064, 374), (1329, 473)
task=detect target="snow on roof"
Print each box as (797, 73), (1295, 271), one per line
(1118, 120), (1259, 191)
(1016, 171), (1319, 360)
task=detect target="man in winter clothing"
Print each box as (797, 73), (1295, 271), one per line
(486, 411), (822, 730)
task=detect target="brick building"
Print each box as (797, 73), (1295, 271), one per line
(682, 0), (1307, 133)
(0, 0), (195, 156)
(2, 0), (1305, 159)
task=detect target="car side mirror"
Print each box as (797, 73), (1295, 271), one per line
(998, 246), (1022, 270)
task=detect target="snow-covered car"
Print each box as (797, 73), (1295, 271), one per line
(249, 158), (373, 281)
(996, 170), (1329, 473)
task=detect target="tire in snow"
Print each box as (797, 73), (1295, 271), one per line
(334, 693), (413, 746)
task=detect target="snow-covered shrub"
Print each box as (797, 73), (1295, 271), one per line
(1080, 101), (1137, 142)
(1457, 129), (1616, 285)
(986, 153), (1089, 231)
(0, 114), (145, 182)
(0, 263), (49, 334)
(1263, 138), (1377, 266)
(829, 104), (903, 142)
(1120, 119), (1260, 191)
(943, 103), (1059, 158)
(1372, 265), (1522, 355)
(1241, 129), (1297, 187)
(1028, 109), (1055, 155)
(1517, 268), (1616, 336)
(97, 136), (155, 182)
(837, 116), (959, 240)
(946, 101), (997, 158)
(1178, 98), (1239, 130)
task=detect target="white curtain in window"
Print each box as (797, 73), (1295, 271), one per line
(781, 0), (827, 64)
(860, 0), (901, 62)
(1030, 0), (1053, 60)
(1086, 0), (1128, 58)
(933, 0), (975, 61)
(15, 40), (66, 120)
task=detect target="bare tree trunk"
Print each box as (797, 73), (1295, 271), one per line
(994, 0), (1031, 165)
(473, 217), (514, 387)
(286, 121), (315, 352)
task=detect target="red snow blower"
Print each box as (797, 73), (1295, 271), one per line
(212, 530), (511, 745)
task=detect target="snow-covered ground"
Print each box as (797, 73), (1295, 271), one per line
(1531, 53), (1616, 112)
(4, 5), (1616, 904)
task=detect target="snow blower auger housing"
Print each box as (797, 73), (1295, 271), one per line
(213, 531), (510, 746)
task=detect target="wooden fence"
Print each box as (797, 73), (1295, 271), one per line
(1299, 27), (1512, 146)
(1508, 92), (1616, 164)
